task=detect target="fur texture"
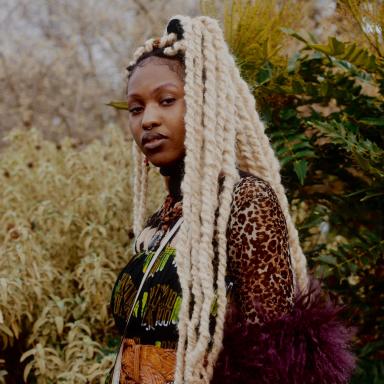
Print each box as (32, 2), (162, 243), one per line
(212, 279), (356, 384)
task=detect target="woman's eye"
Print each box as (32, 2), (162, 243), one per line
(161, 97), (176, 105)
(129, 106), (143, 115)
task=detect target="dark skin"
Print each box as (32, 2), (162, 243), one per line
(127, 57), (186, 195)
(127, 57), (186, 174)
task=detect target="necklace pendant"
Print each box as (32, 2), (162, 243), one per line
(148, 229), (165, 251)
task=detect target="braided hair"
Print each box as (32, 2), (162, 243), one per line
(127, 15), (309, 384)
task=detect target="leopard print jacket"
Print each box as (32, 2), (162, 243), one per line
(226, 173), (294, 324)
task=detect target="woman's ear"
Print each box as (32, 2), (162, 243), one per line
(167, 18), (184, 40)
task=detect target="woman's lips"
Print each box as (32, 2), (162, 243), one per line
(141, 132), (167, 150)
(143, 137), (167, 150)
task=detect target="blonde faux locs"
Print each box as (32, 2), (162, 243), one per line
(128, 15), (309, 384)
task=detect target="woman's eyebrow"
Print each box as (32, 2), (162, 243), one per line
(127, 93), (141, 101)
(152, 82), (179, 94)
(127, 82), (180, 99)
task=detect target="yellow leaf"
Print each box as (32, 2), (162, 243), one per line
(84, 236), (92, 251)
(106, 101), (129, 110)
(20, 348), (36, 362)
(32, 317), (48, 333)
(23, 361), (34, 382)
(10, 321), (20, 339)
(0, 324), (13, 338)
(54, 316), (64, 335)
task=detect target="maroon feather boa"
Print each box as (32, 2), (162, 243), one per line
(211, 279), (356, 384)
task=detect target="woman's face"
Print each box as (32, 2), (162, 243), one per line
(127, 57), (186, 168)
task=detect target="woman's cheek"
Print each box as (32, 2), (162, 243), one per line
(129, 120), (141, 145)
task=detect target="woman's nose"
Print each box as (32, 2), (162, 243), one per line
(141, 104), (160, 130)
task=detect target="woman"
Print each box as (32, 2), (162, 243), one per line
(108, 15), (355, 384)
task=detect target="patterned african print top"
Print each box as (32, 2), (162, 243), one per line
(110, 172), (295, 348)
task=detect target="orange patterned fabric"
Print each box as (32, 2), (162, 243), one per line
(119, 338), (176, 384)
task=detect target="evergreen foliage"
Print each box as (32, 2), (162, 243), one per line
(216, 1), (383, 382)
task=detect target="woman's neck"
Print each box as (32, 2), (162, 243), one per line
(159, 157), (185, 201)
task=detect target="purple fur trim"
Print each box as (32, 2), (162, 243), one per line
(212, 279), (356, 384)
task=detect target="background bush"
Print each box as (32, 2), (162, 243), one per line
(1, 0), (383, 382)
(210, 0), (383, 382)
(0, 129), (164, 383)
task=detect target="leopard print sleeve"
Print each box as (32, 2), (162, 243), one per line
(226, 174), (295, 325)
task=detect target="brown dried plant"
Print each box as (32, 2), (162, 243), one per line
(0, 0), (198, 145)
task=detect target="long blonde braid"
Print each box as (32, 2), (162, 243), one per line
(174, 16), (205, 383)
(128, 15), (309, 384)
(194, 17), (241, 381)
(186, 18), (222, 381)
(229, 62), (309, 291)
(132, 143), (148, 236)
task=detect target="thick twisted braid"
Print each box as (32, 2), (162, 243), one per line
(127, 15), (310, 384)
(175, 17), (206, 383)
(234, 116), (257, 171)
(132, 143), (147, 236)
(185, 19), (222, 382)
(234, 99), (275, 182)
(128, 33), (178, 69)
(230, 65), (309, 291)
(199, 16), (240, 382)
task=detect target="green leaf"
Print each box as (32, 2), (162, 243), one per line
(287, 52), (300, 73)
(279, 108), (297, 120)
(293, 159), (308, 185)
(106, 101), (129, 110)
(277, 146), (313, 157)
(319, 81), (329, 97)
(279, 156), (293, 168)
(358, 117), (384, 126)
(359, 340), (384, 358)
(334, 59), (352, 71)
(360, 191), (384, 202)
(316, 254), (338, 265)
(280, 28), (308, 44)
(291, 142), (313, 151)
(329, 36), (345, 55)
(256, 62), (273, 85)
(307, 44), (333, 56)
(292, 149), (316, 159)
(314, 264), (333, 278)
(311, 38), (378, 72)
(292, 79), (304, 93)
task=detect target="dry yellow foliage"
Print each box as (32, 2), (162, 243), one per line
(0, 127), (164, 382)
(337, 0), (384, 57)
(201, 0), (317, 84)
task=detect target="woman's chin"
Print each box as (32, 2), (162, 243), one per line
(147, 152), (185, 169)
(148, 157), (175, 168)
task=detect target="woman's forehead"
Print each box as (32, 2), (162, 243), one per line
(129, 56), (184, 82)
(127, 58), (185, 96)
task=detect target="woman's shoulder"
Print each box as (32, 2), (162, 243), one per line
(231, 170), (279, 210)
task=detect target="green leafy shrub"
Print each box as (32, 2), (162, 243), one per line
(216, 1), (383, 382)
